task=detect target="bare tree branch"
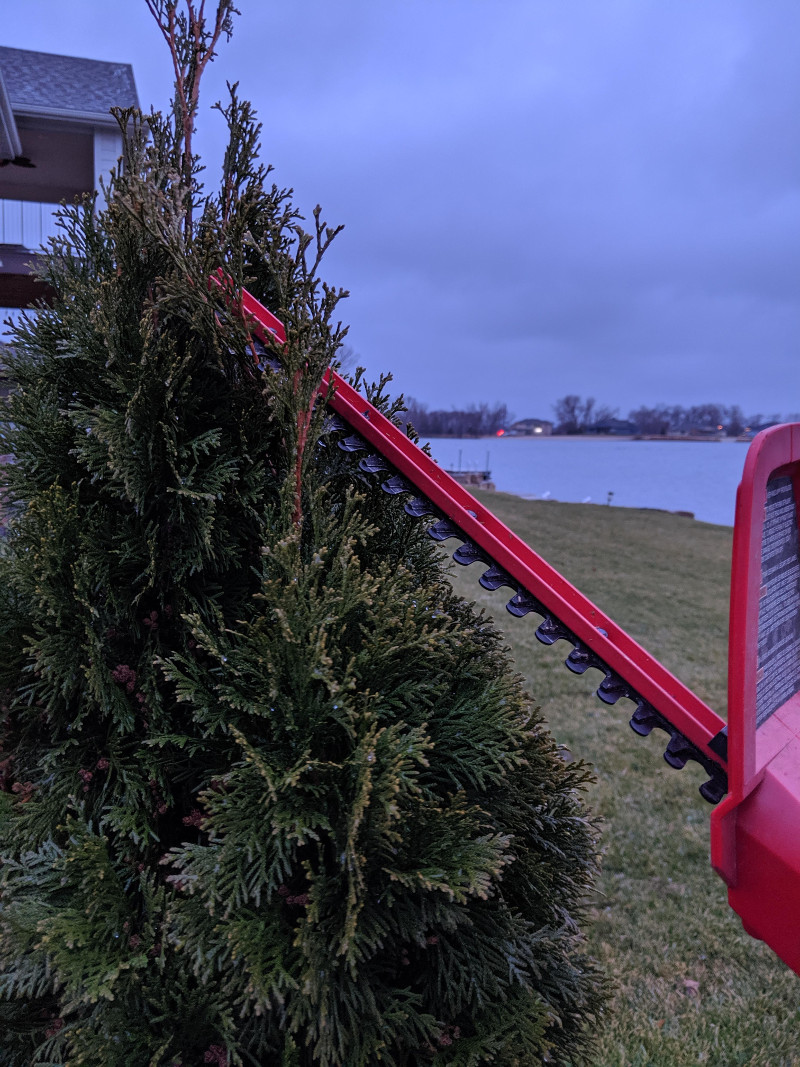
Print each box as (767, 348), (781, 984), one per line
(145, 0), (239, 238)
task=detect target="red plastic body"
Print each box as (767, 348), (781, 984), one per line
(711, 424), (800, 972)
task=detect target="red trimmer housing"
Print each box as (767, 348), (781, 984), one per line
(711, 424), (800, 973)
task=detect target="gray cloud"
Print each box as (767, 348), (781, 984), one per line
(3, 0), (798, 419)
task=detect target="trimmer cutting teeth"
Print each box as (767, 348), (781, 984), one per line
(327, 416), (729, 805)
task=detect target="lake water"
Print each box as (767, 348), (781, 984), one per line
(426, 437), (750, 527)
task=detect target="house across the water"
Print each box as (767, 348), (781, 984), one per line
(507, 418), (553, 436)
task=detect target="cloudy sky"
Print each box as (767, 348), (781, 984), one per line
(4, 1), (799, 423)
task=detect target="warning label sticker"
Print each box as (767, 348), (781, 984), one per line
(756, 476), (800, 728)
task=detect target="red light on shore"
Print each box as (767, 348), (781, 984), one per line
(496, 429), (505, 436)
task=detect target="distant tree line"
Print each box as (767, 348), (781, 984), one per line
(404, 397), (513, 437)
(401, 393), (792, 438)
(553, 395), (788, 436)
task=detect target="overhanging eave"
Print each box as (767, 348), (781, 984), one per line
(11, 104), (123, 130)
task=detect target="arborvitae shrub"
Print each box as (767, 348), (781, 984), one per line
(0, 6), (607, 1064)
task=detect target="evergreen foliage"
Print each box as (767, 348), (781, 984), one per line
(0, 4), (607, 1062)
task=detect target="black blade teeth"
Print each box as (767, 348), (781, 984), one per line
(381, 473), (413, 496)
(565, 642), (610, 677)
(452, 541), (491, 567)
(663, 733), (695, 770)
(323, 413), (348, 435)
(338, 434), (368, 453)
(596, 674), (632, 705)
(404, 496), (439, 519)
(629, 702), (666, 737)
(699, 765), (728, 805)
(257, 356), (282, 372)
(535, 615), (574, 646)
(479, 564), (514, 591)
(427, 518), (463, 542)
(359, 454), (391, 474)
(665, 733), (728, 802)
(506, 590), (543, 618)
(671, 737), (728, 803)
(628, 705), (729, 804)
(251, 337), (282, 372)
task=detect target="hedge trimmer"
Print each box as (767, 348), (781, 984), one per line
(215, 274), (800, 977)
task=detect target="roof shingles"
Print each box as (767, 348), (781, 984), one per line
(0, 46), (138, 120)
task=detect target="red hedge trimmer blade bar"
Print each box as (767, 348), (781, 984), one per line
(213, 274), (728, 805)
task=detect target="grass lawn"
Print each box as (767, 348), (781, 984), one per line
(443, 493), (800, 1066)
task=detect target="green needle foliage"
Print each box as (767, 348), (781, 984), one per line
(0, 4), (607, 1063)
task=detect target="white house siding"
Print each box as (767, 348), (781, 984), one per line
(0, 197), (61, 249)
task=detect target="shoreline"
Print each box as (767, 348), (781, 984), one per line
(510, 492), (699, 522)
(423, 434), (743, 442)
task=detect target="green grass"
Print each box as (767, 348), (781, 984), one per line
(444, 494), (800, 1066)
